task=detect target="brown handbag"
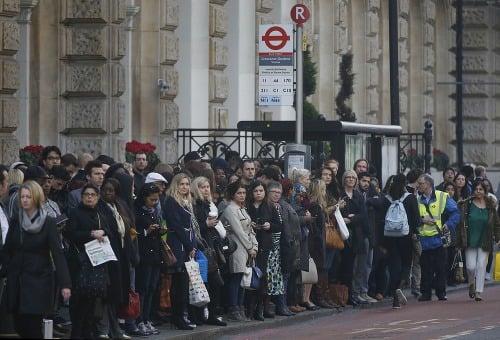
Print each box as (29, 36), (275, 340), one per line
(329, 283), (348, 307)
(160, 238), (177, 267)
(325, 216), (345, 250)
(159, 273), (172, 310)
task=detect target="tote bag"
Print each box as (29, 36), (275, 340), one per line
(185, 259), (210, 307)
(334, 206), (350, 240)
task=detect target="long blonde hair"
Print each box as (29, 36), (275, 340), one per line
(308, 179), (328, 210)
(167, 173), (193, 208)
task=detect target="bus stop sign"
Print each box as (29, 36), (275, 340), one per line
(290, 4), (310, 25)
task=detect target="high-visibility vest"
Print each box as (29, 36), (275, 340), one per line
(418, 190), (447, 237)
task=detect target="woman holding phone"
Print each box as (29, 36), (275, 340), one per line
(134, 183), (164, 335)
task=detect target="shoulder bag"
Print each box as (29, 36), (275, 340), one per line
(160, 238), (177, 267)
(301, 256), (318, 284)
(325, 215), (345, 250)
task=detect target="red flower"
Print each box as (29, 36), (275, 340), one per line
(433, 148), (441, 155)
(407, 149), (417, 155)
(125, 140), (157, 155)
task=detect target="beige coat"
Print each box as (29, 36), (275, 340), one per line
(222, 200), (258, 273)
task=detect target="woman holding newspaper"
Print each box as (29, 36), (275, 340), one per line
(0, 180), (71, 338)
(66, 183), (112, 339)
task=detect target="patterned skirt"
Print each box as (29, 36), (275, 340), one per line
(267, 232), (284, 295)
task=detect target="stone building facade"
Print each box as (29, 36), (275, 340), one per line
(0, 0), (498, 167)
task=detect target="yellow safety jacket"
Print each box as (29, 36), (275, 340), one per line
(418, 190), (447, 237)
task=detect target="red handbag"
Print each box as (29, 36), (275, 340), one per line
(118, 290), (141, 319)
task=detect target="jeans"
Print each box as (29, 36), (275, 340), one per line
(320, 248), (336, 275)
(465, 247), (489, 293)
(136, 264), (160, 323)
(352, 238), (372, 294)
(227, 273), (244, 307)
(124, 266), (137, 330)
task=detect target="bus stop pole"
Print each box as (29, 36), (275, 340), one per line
(296, 24), (303, 144)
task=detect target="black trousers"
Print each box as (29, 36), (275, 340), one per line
(386, 236), (413, 293)
(170, 271), (189, 319)
(420, 246), (447, 298)
(13, 313), (43, 339)
(70, 294), (96, 339)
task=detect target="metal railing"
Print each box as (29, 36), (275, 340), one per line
(176, 128), (428, 172)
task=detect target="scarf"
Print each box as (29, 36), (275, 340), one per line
(19, 208), (47, 234)
(107, 202), (126, 248)
(183, 200), (203, 243)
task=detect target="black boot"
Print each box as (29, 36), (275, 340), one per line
(274, 295), (294, 316)
(253, 303), (264, 321)
(263, 295), (275, 318)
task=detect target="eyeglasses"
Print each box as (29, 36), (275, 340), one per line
(47, 156), (60, 161)
(83, 192), (98, 198)
(344, 176), (356, 180)
(269, 190), (282, 194)
(417, 181), (426, 185)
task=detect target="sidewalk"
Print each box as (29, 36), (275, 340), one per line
(145, 280), (499, 340)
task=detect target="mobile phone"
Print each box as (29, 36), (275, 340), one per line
(55, 214), (68, 225)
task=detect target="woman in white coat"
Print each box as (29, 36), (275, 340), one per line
(221, 180), (258, 321)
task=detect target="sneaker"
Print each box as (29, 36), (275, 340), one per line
(475, 292), (482, 301)
(126, 326), (149, 337)
(351, 295), (369, 305)
(485, 272), (491, 281)
(136, 322), (152, 336)
(361, 293), (378, 303)
(146, 321), (160, 335)
(395, 289), (407, 305)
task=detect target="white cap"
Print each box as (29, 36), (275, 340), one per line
(9, 161), (27, 171)
(145, 172), (168, 184)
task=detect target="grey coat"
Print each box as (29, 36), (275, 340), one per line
(222, 201), (258, 273)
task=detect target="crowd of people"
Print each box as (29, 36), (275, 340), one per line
(0, 145), (499, 339)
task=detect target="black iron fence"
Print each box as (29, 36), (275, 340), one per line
(175, 126), (430, 173)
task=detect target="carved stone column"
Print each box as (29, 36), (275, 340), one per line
(159, 0), (179, 165)
(422, 0), (436, 122)
(398, 0), (410, 128)
(16, 0), (38, 148)
(459, 2), (496, 165)
(208, 0), (228, 134)
(0, 0), (20, 165)
(58, 0), (127, 158)
(365, 0), (382, 123)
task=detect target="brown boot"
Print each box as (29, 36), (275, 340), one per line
(316, 274), (335, 309)
(324, 281), (341, 309)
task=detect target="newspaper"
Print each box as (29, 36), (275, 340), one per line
(84, 236), (117, 266)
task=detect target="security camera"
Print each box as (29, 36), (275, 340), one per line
(157, 79), (169, 92)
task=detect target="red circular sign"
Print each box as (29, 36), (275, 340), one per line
(290, 4), (310, 25)
(262, 26), (291, 51)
